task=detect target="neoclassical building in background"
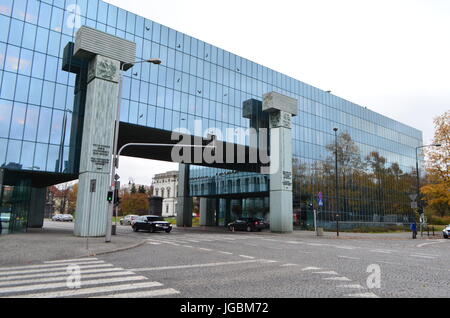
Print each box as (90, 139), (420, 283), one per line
(152, 171), (178, 217)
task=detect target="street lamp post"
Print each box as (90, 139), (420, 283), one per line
(415, 143), (441, 215)
(333, 128), (339, 236)
(105, 58), (162, 243)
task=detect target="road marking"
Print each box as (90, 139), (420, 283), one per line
(147, 242), (162, 245)
(128, 259), (275, 272)
(0, 264), (114, 276)
(0, 260), (106, 272)
(198, 248), (213, 252)
(91, 288), (180, 298)
(281, 264), (299, 267)
(0, 276), (148, 295)
(347, 292), (379, 298)
(411, 252), (439, 257)
(6, 281), (164, 298)
(0, 271), (137, 287)
(338, 256), (360, 260)
(0, 267), (127, 282)
(323, 277), (352, 281)
(314, 271), (339, 275)
(182, 245), (194, 248)
(286, 241), (304, 245)
(218, 251), (233, 255)
(371, 250), (392, 254)
(302, 267), (322, 271)
(43, 258), (98, 264)
(239, 255), (256, 259)
(417, 240), (446, 248)
(410, 254), (436, 259)
(335, 246), (356, 250)
(338, 284), (365, 289)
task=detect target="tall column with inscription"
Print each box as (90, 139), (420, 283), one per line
(263, 92), (298, 233)
(71, 26), (136, 237)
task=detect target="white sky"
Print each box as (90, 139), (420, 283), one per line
(105, 0), (450, 185)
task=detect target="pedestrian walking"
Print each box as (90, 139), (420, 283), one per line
(410, 222), (417, 239)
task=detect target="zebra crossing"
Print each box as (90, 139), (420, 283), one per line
(0, 258), (180, 298)
(145, 233), (266, 245)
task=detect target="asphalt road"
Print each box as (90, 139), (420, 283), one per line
(1, 222), (449, 298)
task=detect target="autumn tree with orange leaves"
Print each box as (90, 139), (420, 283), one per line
(421, 111), (450, 217)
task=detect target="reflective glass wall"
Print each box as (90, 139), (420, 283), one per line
(0, 0), (423, 227)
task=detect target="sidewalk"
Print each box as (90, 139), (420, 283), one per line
(0, 223), (145, 266)
(174, 226), (443, 241)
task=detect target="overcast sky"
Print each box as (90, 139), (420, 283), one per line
(105, 0), (450, 186)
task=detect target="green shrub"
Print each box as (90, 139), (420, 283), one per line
(428, 216), (450, 225)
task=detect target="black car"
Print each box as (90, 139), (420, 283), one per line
(132, 216), (173, 233)
(228, 218), (267, 232)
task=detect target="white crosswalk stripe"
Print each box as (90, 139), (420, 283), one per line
(0, 260), (180, 298)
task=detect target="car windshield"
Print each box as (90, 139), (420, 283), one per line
(147, 217), (165, 222)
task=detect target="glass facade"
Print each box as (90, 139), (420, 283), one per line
(0, 0), (423, 229)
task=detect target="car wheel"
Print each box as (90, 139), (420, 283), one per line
(165, 229), (172, 233)
(133, 226), (138, 232)
(444, 235), (449, 239)
(246, 226), (253, 232)
(150, 227), (155, 233)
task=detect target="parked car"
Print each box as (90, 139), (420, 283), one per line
(132, 216), (172, 233)
(228, 218), (266, 232)
(52, 214), (73, 222)
(61, 214), (74, 222)
(0, 213), (10, 223)
(52, 214), (63, 222)
(443, 225), (450, 239)
(120, 215), (139, 226)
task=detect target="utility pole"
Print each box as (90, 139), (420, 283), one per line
(333, 128), (339, 236)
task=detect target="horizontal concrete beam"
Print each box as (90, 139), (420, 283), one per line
(74, 26), (136, 70)
(263, 92), (298, 116)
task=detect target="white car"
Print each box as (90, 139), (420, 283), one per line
(52, 214), (73, 222)
(443, 225), (450, 239)
(52, 214), (63, 222)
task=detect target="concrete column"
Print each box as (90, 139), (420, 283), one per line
(27, 188), (46, 228)
(74, 55), (120, 237)
(176, 164), (192, 227)
(263, 92), (298, 233)
(66, 26), (136, 237)
(200, 198), (216, 226)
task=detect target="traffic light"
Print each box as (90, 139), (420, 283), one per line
(114, 189), (121, 205)
(107, 191), (113, 203)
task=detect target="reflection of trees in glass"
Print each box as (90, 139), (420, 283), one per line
(293, 131), (417, 223)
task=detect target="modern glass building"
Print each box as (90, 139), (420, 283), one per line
(0, 0), (423, 234)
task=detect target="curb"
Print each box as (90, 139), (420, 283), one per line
(84, 238), (147, 258)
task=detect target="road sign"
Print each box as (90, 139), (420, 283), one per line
(317, 192), (324, 207)
(411, 202), (418, 209)
(409, 194), (418, 202)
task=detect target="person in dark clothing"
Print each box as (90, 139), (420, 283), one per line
(410, 222), (417, 239)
